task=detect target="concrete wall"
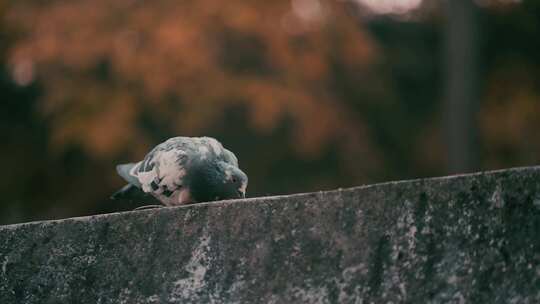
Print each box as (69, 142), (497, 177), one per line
(1, 166), (539, 303)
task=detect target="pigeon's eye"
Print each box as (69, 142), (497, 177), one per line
(231, 176), (238, 183)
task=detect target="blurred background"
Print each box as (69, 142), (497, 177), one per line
(1, 0), (539, 225)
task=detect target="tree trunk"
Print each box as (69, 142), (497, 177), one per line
(444, 0), (480, 173)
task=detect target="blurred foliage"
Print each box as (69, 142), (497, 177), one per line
(1, 0), (539, 224)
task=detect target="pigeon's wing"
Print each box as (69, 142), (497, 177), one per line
(130, 138), (192, 205)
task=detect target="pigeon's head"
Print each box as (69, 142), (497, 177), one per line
(187, 160), (248, 203)
(220, 163), (248, 199)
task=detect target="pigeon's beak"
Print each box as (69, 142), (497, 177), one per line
(236, 190), (245, 198)
(237, 181), (247, 199)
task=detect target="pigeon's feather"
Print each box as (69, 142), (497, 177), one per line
(112, 136), (247, 206)
(110, 183), (160, 204)
(131, 137), (224, 206)
(116, 163), (141, 187)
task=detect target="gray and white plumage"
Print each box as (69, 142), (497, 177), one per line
(112, 136), (248, 206)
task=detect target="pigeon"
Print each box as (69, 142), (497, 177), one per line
(111, 136), (248, 207)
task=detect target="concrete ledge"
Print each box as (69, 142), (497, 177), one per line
(1, 167), (540, 303)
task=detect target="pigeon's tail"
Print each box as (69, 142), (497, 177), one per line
(110, 183), (161, 204)
(113, 162), (160, 204)
(116, 163), (141, 187)
(110, 184), (135, 200)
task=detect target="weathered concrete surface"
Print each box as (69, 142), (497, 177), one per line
(1, 167), (540, 303)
